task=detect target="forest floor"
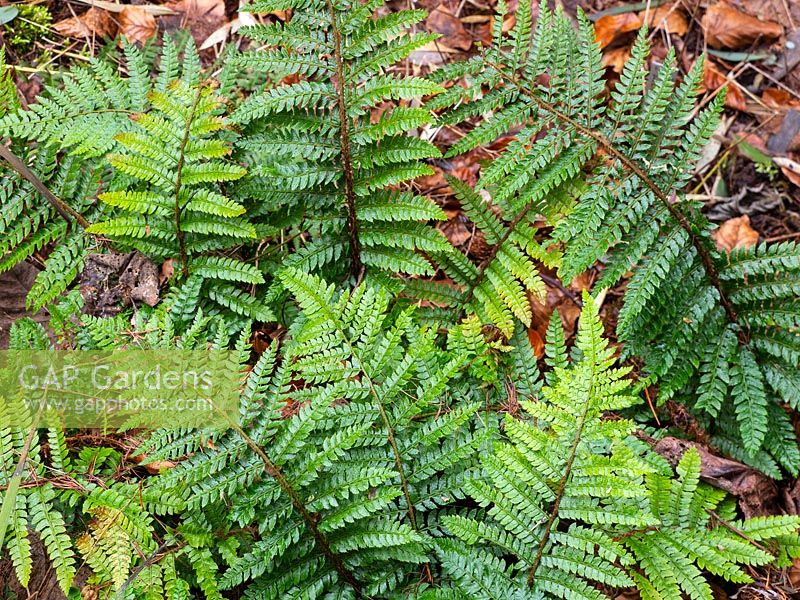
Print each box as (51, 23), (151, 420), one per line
(2, 0), (800, 597)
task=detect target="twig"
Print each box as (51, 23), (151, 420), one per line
(707, 509), (769, 553)
(114, 541), (185, 599)
(0, 143), (90, 229)
(539, 272), (582, 308)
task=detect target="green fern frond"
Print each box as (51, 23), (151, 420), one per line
(438, 1), (800, 464)
(233, 0), (447, 280)
(438, 297), (800, 599)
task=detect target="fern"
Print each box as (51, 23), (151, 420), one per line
(87, 78), (270, 322)
(1, 7), (798, 598)
(435, 1), (800, 467)
(232, 0), (449, 281)
(419, 174), (560, 336)
(0, 319), (188, 597)
(0, 39), (210, 313)
(140, 271), (490, 597)
(436, 295), (800, 599)
(0, 39), (201, 158)
(0, 48), (18, 114)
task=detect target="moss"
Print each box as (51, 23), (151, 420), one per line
(4, 4), (52, 53)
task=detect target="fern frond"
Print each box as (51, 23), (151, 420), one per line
(233, 0), (446, 280)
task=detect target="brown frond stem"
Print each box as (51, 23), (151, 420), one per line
(173, 84), (205, 279)
(229, 420), (364, 596)
(326, 0), (362, 279)
(0, 143), (90, 229)
(320, 293), (427, 577)
(335, 327), (419, 532)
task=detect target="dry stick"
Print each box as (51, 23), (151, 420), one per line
(0, 143), (90, 229)
(326, 0), (362, 280)
(230, 420), (364, 596)
(490, 66), (743, 336)
(173, 85), (206, 279)
(706, 509), (769, 553)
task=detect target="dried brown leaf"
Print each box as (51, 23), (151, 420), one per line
(594, 12), (641, 49)
(702, 3), (782, 50)
(425, 6), (472, 51)
(653, 436), (778, 517)
(526, 328), (544, 359)
(163, 0), (226, 45)
(595, 5), (688, 49)
(603, 46), (632, 72)
(643, 5), (688, 36)
(54, 7), (117, 39)
(702, 60), (748, 111)
(119, 6), (156, 45)
(713, 215), (759, 252)
(142, 460), (176, 474)
(762, 88), (800, 110)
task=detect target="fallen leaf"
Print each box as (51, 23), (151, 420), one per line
(570, 272), (593, 292)
(426, 7), (472, 51)
(789, 557), (800, 588)
(164, 0), (226, 46)
(595, 5), (687, 50)
(0, 263), (49, 348)
(643, 5), (688, 36)
(119, 6), (156, 45)
(142, 460), (176, 474)
(409, 40), (462, 66)
(702, 3), (782, 50)
(72, 0), (176, 16)
(702, 60), (747, 111)
(460, 14), (490, 24)
(199, 16), (249, 50)
(653, 436), (778, 517)
(713, 215), (759, 252)
(80, 252), (160, 316)
(602, 46), (631, 72)
(695, 116), (732, 174)
(160, 258), (175, 285)
(733, 132), (771, 164)
(0, 6), (18, 25)
(762, 88), (800, 110)
(54, 7), (117, 39)
(594, 12), (641, 48)
(526, 328), (544, 359)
